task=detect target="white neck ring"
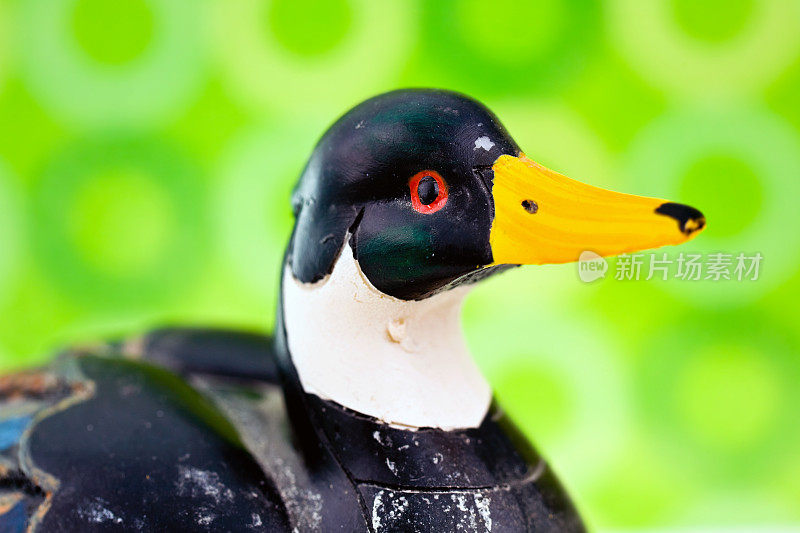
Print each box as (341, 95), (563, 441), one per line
(281, 244), (491, 430)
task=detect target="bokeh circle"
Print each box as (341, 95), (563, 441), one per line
(211, 0), (412, 115)
(32, 134), (207, 307)
(624, 106), (800, 305)
(464, 268), (631, 487)
(216, 124), (316, 304)
(423, 0), (601, 96)
(492, 100), (616, 189)
(636, 314), (800, 486)
(608, 0), (800, 98)
(19, 0), (205, 127)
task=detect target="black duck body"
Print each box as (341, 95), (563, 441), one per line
(0, 328), (583, 531)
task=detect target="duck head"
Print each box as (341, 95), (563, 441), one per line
(288, 89), (704, 300)
(282, 89), (705, 430)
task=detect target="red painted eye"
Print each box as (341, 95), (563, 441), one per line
(409, 170), (448, 214)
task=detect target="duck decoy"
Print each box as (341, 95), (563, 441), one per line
(0, 89), (704, 531)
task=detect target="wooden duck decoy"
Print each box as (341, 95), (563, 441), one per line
(0, 89), (705, 532)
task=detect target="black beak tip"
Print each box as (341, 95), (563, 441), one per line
(655, 202), (706, 236)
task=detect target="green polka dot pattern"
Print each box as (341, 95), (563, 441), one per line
(0, 0), (798, 529)
(30, 133), (208, 307)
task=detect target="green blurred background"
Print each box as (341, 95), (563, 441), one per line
(0, 0), (799, 530)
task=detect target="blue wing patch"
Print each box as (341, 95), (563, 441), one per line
(0, 416), (31, 451)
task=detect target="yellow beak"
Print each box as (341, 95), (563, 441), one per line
(489, 154), (706, 265)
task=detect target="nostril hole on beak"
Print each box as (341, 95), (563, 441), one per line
(521, 199), (538, 214)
